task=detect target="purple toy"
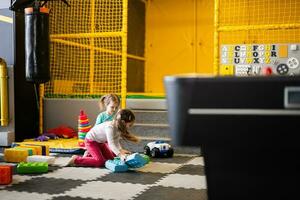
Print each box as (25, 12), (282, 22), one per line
(34, 135), (49, 141)
(43, 133), (59, 139)
(34, 133), (59, 141)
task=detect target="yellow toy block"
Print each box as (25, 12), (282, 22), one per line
(12, 143), (50, 156)
(4, 148), (31, 163)
(19, 145), (42, 155)
(24, 144), (50, 156)
(15, 147), (37, 155)
(13, 147), (33, 156)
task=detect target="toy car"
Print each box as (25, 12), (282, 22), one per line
(144, 141), (174, 158)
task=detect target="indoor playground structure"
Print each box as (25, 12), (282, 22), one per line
(41, 0), (300, 97)
(0, 0), (299, 151)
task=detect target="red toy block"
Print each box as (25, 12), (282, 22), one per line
(0, 165), (13, 185)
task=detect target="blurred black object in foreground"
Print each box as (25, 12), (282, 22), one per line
(164, 75), (300, 200)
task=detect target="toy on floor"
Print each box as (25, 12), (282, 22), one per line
(35, 133), (59, 141)
(141, 154), (150, 164)
(105, 153), (149, 172)
(27, 155), (56, 165)
(11, 143), (50, 156)
(144, 141), (174, 158)
(17, 144), (43, 155)
(125, 153), (148, 168)
(46, 125), (77, 139)
(4, 147), (33, 163)
(105, 157), (129, 172)
(77, 110), (92, 147)
(17, 162), (48, 174)
(35, 135), (49, 141)
(0, 165), (13, 185)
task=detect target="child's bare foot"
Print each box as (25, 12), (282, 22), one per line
(66, 155), (77, 166)
(83, 150), (89, 157)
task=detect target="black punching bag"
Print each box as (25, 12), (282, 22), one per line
(25, 7), (50, 83)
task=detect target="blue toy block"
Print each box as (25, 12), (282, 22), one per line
(105, 157), (128, 172)
(125, 153), (147, 168)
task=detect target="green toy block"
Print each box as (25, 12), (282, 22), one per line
(17, 162), (48, 174)
(141, 154), (150, 164)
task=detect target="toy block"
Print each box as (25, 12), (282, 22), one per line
(0, 165), (13, 185)
(11, 143), (49, 155)
(22, 144), (49, 156)
(27, 155), (55, 165)
(125, 153), (147, 168)
(15, 147), (36, 155)
(105, 157), (128, 172)
(17, 162), (48, 174)
(4, 148), (31, 163)
(141, 154), (150, 164)
(19, 145), (42, 155)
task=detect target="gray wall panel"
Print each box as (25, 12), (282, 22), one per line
(0, 8), (13, 65)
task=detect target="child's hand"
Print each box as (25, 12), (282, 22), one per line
(120, 149), (131, 155)
(119, 149), (131, 161)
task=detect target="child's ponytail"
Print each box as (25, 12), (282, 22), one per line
(114, 109), (139, 143)
(99, 95), (106, 111)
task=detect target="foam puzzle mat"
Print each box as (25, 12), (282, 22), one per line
(0, 150), (207, 200)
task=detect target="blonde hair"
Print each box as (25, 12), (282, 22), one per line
(99, 94), (120, 111)
(113, 109), (139, 143)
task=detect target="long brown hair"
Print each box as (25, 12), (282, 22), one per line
(99, 94), (120, 111)
(113, 109), (139, 143)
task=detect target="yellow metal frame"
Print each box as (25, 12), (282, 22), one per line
(0, 58), (9, 126)
(39, 84), (44, 134)
(89, 0), (96, 95)
(121, 0), (128, 108)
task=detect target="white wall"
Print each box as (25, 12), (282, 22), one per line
(0, 0), (10, 9)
